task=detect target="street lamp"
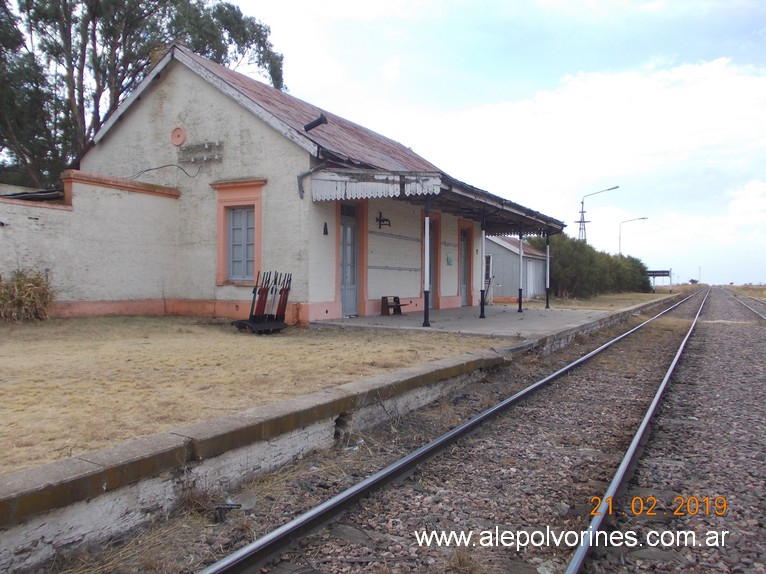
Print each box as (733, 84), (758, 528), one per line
(619, 217), (648, 255)
(577, 186), (619, 242)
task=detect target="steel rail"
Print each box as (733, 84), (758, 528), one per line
(564, 287), (711, 574)
(199, 291), (705, 574)
(725, 287), (766, 321)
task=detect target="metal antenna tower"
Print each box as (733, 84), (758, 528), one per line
(577, 186), (619, 242)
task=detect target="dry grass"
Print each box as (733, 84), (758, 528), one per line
(525, 290), (671, 310)
(51, 513), (213, 574)
(0, 317), (502, 476)
(1, 289), (690, 476)
(448, 547), (485, 573)
(0, 269), (54, 322)
(730, 284), (766, 299)
(558, 284), (703, 310)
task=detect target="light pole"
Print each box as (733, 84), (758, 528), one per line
(619, 217), (648, 255)
(577, 186), (619, 242)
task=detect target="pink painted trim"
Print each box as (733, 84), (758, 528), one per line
(305, 300), (342, 322)
(61, 170), (180, 200)
(458, 219), (475, 306)
(438, 295), (462, 310)
(213, 180), (265, 286)
(49, 297), (472, 322)
(51, 298), (306, 324)
(52, 300), (168, 317)
(421, 210), (441, 308)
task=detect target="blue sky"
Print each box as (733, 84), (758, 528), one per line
(235, 0), (766, 285)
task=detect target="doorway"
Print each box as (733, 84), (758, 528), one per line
(427, 219), (438, 309)
(460, 228), (470, 306)
(340, 204), (358, 316)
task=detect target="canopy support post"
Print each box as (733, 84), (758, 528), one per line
(479, 211), (486, 319)
(518, 230), (524, 313)
(423, 198), (431, 327)
(545, 232), (551, 309)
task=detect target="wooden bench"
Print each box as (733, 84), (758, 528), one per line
(381, 296), (409, 316)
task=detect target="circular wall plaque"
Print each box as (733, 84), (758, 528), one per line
(171, 127), (187, 147)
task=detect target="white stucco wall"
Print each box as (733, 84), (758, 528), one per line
(0, 187), (178, 302)
(0, 200), (71, 284)
(67, 187), (179, 300)
(306, 198), (337, 304)
(81, 62), (313, 304)
(367, 199), (423, 299)
(438, 215), (459, 298)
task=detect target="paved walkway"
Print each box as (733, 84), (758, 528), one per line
(315, 303), (615, 340)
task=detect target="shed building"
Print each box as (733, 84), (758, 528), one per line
(485, 236), (548, 303)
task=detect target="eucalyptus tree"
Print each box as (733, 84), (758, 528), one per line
(0, 0), (283, 188)
(0, 0), (64, 187)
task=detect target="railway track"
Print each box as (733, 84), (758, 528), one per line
(50, 288), (763, 574)
(192, 289), (738, 574)
(726, 287), (766, 321)
(583, 286), (766, 573)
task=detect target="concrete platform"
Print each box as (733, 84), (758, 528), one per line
(316, 303), (615, 340)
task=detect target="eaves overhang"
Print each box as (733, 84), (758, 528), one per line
(310, 169), (565, 237)
(435, 175), (566, 237)
(311, 169), (441, 201)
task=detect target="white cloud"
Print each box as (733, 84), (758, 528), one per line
(232, 1), (766, 282)
(725, 180), (766, 226)
(380, 57), (401, 83)
(406, 58), (766, 204)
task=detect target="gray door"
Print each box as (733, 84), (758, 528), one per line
(340, 204), (358, 316)
(460, 228), (469, 306)
(527, 260), (537, 297)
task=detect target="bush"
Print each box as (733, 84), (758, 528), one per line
(0, 270), (54, 322)
(529, 234), (652, 298)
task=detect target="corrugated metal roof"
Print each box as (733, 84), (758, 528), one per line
(178, 47), (441, 173)
(490, 236), (547, 258)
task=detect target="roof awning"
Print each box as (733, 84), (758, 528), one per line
(420, 175), (565, 236)
(311, 169), (441, 200)
(311, 169), (565, 237)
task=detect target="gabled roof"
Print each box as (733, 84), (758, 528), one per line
(96, 45), (439, 173)
(94, 44), (565, 236)
(183, 49), (440, 173)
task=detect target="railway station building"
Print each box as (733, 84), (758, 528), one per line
(0, 44), (565, 324)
